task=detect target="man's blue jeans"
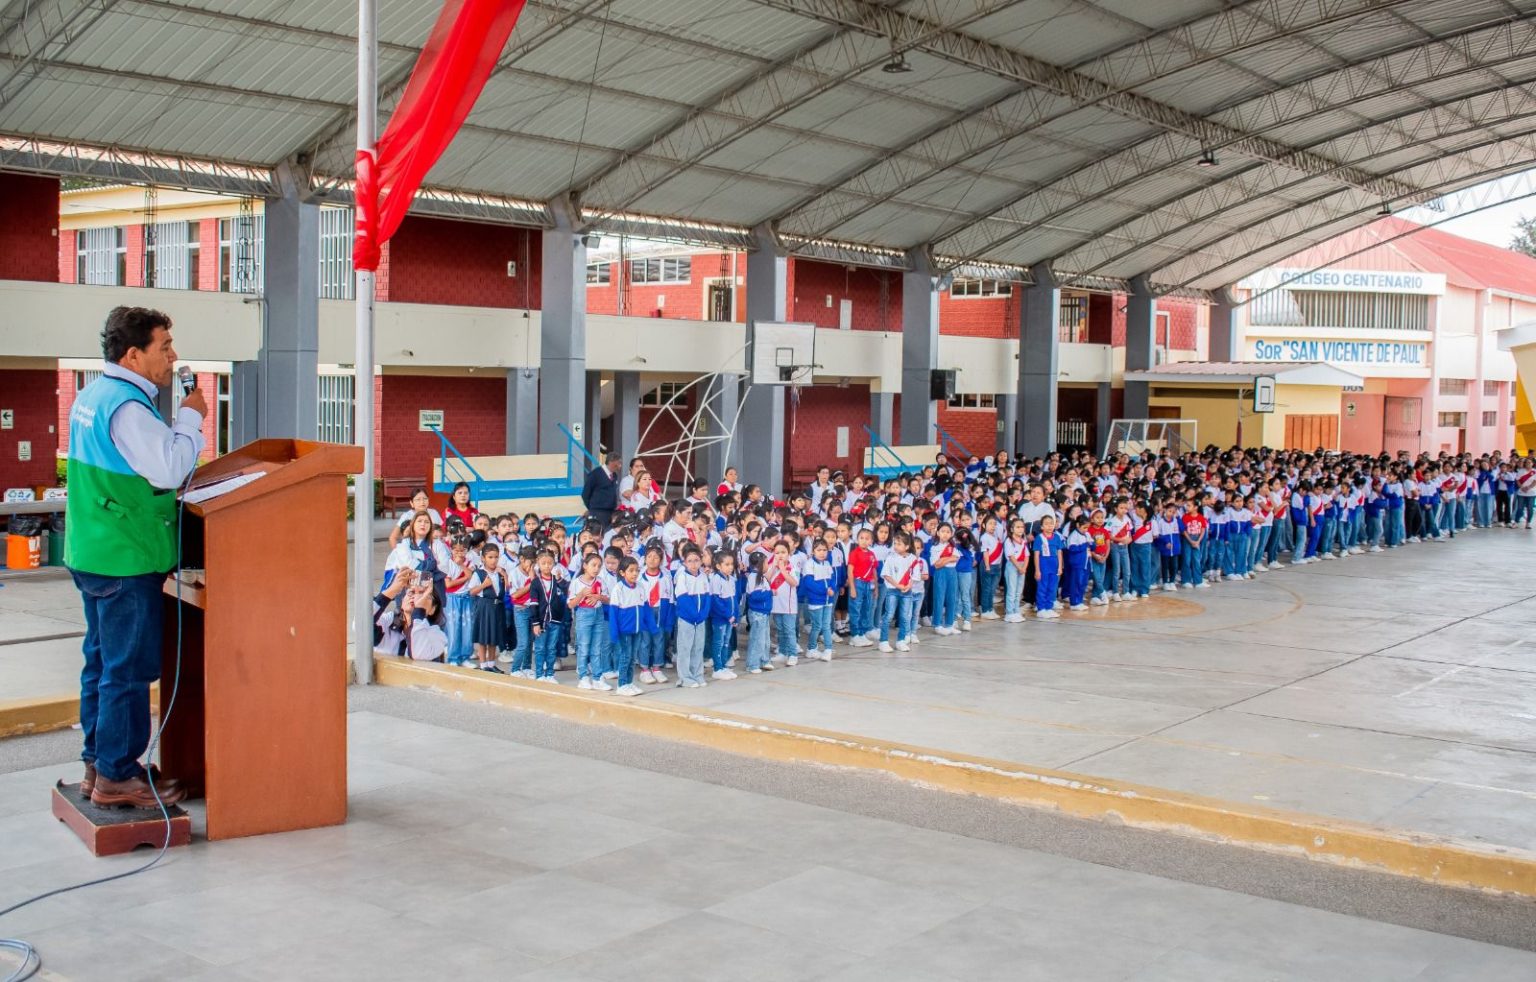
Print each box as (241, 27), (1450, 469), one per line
(73, 569), (166, 783)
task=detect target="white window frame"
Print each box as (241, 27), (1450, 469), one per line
(219, 216), (264, 294)
(76, 227), (125, 286)
(317, 373), (355, 444)
(945, 393), (995, 410)
(949, 277), (1012, 299)
(586, 262), (612, 286)
(318, 208), (355, 300)
(630, 256), (690, 285)
(145, 220), (197, 290)
(640, 381), (688, 407)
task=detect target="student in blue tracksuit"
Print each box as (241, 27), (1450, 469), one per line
(1155, 502), (1182, 590)
(953, 516), (978, 631)
(707, 552), (739, 681)
(528, 551), (568, 682)
(606, 558), (645, 696)
(1290, 481), (1312, 564)
(672, 545), (713, 688)
(1064, 516), (1092, 611)
(1033, 515), (1065, 618)
(743, 553), (775, 673)
(799, 539), (838, 659)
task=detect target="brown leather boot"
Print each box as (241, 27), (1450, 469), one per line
(81, 762), (97, 798)
(90, 773), (187, 809)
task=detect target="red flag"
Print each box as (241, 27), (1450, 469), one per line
(355, 0), (527, 271)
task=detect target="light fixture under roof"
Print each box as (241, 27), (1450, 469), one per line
(1377, 202), (1392, 217)
(1197, 148), (1218, 168)
(882, 51), (912, 74)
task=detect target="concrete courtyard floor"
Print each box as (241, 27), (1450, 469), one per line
(2, 691), (1535, 982)
(637, 526), (1536, 859)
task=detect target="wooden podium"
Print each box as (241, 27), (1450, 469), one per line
(158, 439), (363, 841)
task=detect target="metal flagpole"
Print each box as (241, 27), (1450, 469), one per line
(353, 0), (377, 685)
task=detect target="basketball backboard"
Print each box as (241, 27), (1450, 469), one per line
(748, 320), (816, 386)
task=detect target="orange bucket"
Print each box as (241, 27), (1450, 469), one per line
(5, 534), (41, 570)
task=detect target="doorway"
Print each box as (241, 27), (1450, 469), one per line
(706, 280), (734, 322)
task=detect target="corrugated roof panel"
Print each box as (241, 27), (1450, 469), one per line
(774, 86), (955, 149)
(972, 4), (1148, 66)
(428, 128), (617, 199)
(609, 0), (825, 62)
(513, 21), (755, 105)
(828, 201), (975, 249)
(698, 128), (876, 183)
(624, 172), (808, 226)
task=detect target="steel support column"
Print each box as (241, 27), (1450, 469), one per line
(258, 161), (319, 439)
(995, 392), (1017, 455)
(1124, 275), (1157, 420)
(539, 200), (587, 453)
(741, 224), (786, 499)
(1209, 287), (1240, 362)
(899, 251), (940, 446)
(506, 368), (538, 455)
(612, 370), (641, 463)
(1017, 263), (1059, 460)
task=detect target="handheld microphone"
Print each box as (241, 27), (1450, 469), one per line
(176, 365), (196, 397)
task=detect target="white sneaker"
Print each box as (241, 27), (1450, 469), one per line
(617, 683), (643, 697)
(727, 654), (739, 667)
(1320, 553), (1335, 560)
(1037, 609), (1060, 619)
(750, 667), (763, 674)
(909, 634), (921, 644)
(1005, 613), (1026, 623)
(849, 636), (873, 648)
(760, 661), (776, 671)
(865, 630), (880, 641)
(1069, 603), (1088, 611)
(539, 676), (560, 685)
(652, 670), (669, 684)
(602, 671), (618, 681)
(833, 634), (847, 644)
(713, 668), (738, 680)
(980, 611), (999, 620)
(590, 679), (612, 691)
(1369, 545), (1383, 553)
(786, 656), (798, 667)
(894, 641), (911, 652)
(878, 641), (894, 653)
(496, 653), (513, 664)
(920, 616), (932, 627)
(1196, 581), (1210, 589)
(1089, 596), (1105, 606)
(577, 677), (593, 690)
(518, 669), (536, 679)
(961, 621), (972, 632)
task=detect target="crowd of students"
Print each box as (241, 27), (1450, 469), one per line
(373, 447), (1536, 693)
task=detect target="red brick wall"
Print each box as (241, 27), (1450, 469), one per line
(786, 384), (872, 478)
(0, 370), (59, 490)
(789, 258), (901, 331)
(124, 225), (144, 288)
(936, 404), (997, 458)
(1110, 293), (1201, 350)
(380, 216), (541, 309)
(57, 229), (75, 283)
(197, 219), (220, 291)
(939, 290), (1018, 339)
(637, 400), (697, 492)
(0, 174), (59, 283)
(378, 374), (507, 482)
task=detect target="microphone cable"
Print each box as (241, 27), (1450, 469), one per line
(0, 420), (199, 982)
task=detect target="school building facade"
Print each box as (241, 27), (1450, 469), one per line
(1231, 219), (1528, 457)
(0, 173), (1527, 495)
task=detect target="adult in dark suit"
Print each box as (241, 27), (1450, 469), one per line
(582, 452), (623, 529)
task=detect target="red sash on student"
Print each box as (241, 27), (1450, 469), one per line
(580, 578), (603, 608)
(986, 541), (1004, 565)
(646, 575), (662, 607)
(769, 570), (787, 592)
(896, 561), (914, 589)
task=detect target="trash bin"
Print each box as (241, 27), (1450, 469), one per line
(6, 515), (43, 571)
(46, 513), (66, 566)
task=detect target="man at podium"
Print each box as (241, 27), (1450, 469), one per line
(64, 307), (206, 809)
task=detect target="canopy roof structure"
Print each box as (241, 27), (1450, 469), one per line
(3, 0), (1536, 296)
(1124, 360), (1365, 387)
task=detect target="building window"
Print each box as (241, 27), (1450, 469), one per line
(1058, 293), (1088, 343)
(1437, 412), (1467, 428)
(219, 216), (264, 293)
(630, 257), (690, 284)
(640, 381), (688, 407)
(945, 393), (995, 409)
(950, 277), (1012, 299)
(145, 221), (199, 290)
(1482, 410), (1498, 427)
(73, 370), (103, 392)
(1483, 380), (1501, 397)
(216, 374), (233, 455)
(317, 373), (354, 444)
(586, 262), (611, 286)
(318, 208), (355, 300)
(1437, 378), (1470, 396)
(1249, 289), (1428, 331)
(76, 227), (126, 285)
